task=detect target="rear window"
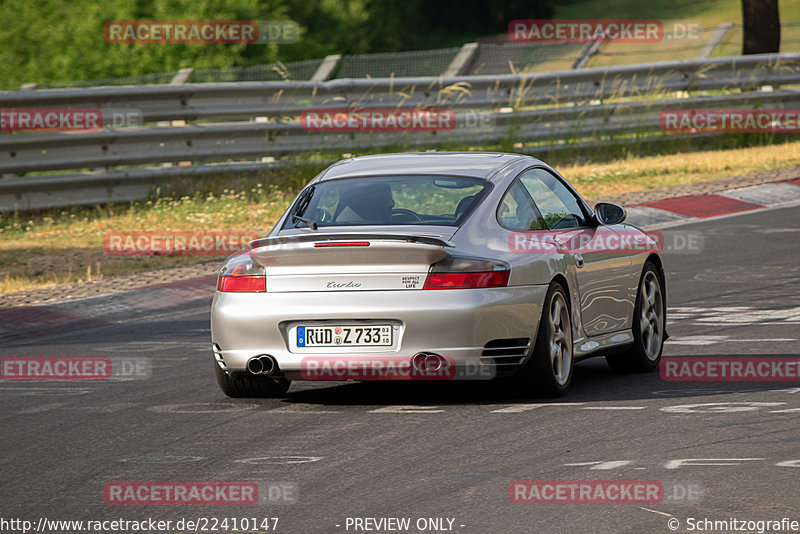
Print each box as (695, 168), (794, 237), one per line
(285, 176), (489, 228)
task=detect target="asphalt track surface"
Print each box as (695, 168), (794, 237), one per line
(1, 204), (799, 534)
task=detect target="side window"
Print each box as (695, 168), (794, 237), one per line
(497, 180), (547, 231)
(519, 168), (588, 229)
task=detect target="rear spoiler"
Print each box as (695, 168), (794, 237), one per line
(248, 233), (455, 249)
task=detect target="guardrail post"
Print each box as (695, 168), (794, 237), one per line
(311, 55), (341, 82)
(157, 69), (194, 129)
(170, 68), (194, 84)
(443, 43), (479, 77)
(163, 68), (194, 167)
(699, 22), (734, 58)
(0, 86), (33, 176)
(572, 38), (604, 69)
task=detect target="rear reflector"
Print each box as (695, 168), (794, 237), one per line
(423, 271), (509, 289)
(217, 275), (266, 292)
(314, 241), (370, 248)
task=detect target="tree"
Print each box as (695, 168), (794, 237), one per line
(0, 0), (286, 89)
(742, 0), (780, 54)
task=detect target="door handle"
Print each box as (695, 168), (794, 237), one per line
(575, 253), (584, 268)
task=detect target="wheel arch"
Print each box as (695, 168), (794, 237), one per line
(644, 253), (666, 303)
(642, 253), (668, 339)
(550, 272), (570, 293)
(549, 272), (582, 340)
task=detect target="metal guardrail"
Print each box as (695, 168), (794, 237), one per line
(3, 90), (799, 176)
(1, 53), (800, 211)
(3, 54), (799, 121)
(0, 161), (311, 213)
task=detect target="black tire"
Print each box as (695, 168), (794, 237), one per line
(516, 283), (574, 397)
(214, 361), (291, 398)
(606, 262), (665, 373)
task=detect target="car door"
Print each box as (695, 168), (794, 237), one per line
(517, 168), (632, 337)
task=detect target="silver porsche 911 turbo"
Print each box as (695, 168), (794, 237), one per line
(211, 152), (666, 398)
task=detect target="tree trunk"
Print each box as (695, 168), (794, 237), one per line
(742, 0), (781, 54)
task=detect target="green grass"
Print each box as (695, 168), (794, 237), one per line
(544, 0), (800, 70)
(556, 0), (800, 26)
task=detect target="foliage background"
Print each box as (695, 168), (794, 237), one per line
(0, 0), (566, 89)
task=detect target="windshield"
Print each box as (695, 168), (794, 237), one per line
(285, 176), (489, 228)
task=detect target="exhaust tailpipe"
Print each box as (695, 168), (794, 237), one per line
(247, 357), (263, 374)
(247, 355), (278, 375)
(258, 355), (277, 375)
(411, 352), (444, 372)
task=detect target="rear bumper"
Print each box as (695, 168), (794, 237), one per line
(210, 285), (547, 379)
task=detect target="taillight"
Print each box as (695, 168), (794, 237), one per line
(217, 255), (266, 293)
(423, 256), (510, 289)
(217, 275), (266, 292)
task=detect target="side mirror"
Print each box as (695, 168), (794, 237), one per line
(594, 202), (627, 225)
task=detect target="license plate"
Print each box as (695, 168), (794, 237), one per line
(296, 325), (392, 347)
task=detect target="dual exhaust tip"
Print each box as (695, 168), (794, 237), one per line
(247, 354), (278, 375)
